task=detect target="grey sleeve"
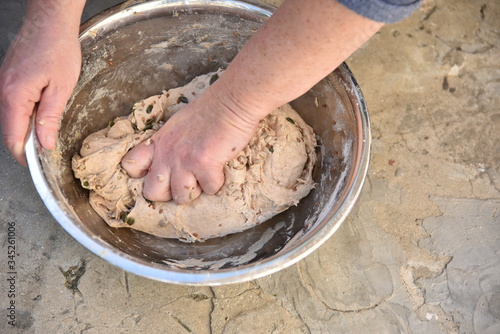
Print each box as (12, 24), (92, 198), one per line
(337, 0), (422, 23)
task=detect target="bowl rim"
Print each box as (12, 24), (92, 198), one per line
(25, 0), (371, 285)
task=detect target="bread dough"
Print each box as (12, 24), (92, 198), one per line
(72, 70), (317, 242)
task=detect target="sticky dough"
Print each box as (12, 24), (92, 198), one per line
(72, 70), (317, 242)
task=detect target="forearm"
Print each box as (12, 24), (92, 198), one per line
(213, 0), (383, 122)
(14, 0), (86, 49)
(26, 0), (86, 27)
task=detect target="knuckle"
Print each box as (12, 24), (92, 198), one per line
(0, 78), (21, 104)
(0, 67), (35, 98)
(188, 147), (215, 170)
(36, 113), (60, 127)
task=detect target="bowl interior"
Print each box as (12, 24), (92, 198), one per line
(30, 0), (369, 282)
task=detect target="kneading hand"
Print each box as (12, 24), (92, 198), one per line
(121, 86), (263, 205)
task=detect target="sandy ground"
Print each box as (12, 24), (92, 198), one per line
(0, 0), (498, 333)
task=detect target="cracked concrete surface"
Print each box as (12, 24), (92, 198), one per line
(0, 0), (498, 333)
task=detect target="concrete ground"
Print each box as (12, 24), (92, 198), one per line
(0, 0), (498, 333)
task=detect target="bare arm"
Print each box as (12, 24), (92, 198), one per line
(122, 0), (384, 204)
(0, 0), (86, 165)
(213, 0), (384, 122)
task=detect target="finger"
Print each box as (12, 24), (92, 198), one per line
(121, 140), (154, 178)
(170, 169), (202, 205)
(194, 164), (225, 195)
(0, 108), (31, 166)
(142, 166), (172, 202)
(35, 83), (73, 150)
(0, 88), (37, 166)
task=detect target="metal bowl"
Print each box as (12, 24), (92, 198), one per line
(26, 0), (370, 285)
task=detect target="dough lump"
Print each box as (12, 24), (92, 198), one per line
(72, 70), (317, 242)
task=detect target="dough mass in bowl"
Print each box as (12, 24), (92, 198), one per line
(72, 71), (317, 242)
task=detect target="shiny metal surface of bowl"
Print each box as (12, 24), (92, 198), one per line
(26, 0), (371, 285)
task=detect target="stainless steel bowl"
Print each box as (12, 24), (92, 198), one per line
(26, 0), (370, 285)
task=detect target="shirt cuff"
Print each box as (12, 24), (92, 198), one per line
(337, 0), (422, 23)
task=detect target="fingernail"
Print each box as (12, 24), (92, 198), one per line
(13, 141), (23, 154)
(9, 142), (27, 166)
(13, 141), (25, 158)
(45, 132), (56, 150)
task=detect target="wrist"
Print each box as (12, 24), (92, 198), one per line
(207, 75), (274, 127)
(23, 0), (85, 38)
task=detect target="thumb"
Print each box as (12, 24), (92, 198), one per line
(35, 83), (72, 150)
